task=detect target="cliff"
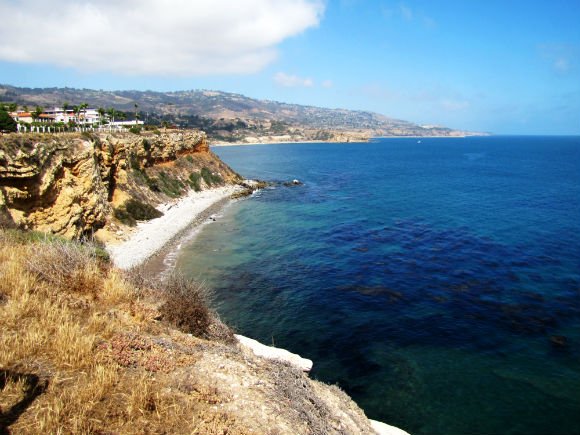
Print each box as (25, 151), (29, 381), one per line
(0, 131), (240, 238)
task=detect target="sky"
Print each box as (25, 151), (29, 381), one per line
(0, 0), (579, 134)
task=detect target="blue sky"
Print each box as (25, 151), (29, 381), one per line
(1, 0), (579, 134)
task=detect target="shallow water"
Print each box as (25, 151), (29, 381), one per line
(177, 137), (580, 435)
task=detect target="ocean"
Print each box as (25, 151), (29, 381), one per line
(176, 136), (580, 435)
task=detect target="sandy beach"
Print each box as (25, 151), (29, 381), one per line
(107, 185), (241, 270)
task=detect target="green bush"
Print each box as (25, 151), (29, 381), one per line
(0, 107), (17, 132)
(188, 172), (202, 192)
(158, 171), (185, 198)
(125, 198), (163, 221)
(113, 207), (136, 226)
(129, 126), (141, 134)
(113, 199), (162, 226)
(200, 167), (223, 186)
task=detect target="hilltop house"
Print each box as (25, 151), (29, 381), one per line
(9, 107), (143, 131)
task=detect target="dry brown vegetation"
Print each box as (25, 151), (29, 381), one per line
(0, 229), (377, 435)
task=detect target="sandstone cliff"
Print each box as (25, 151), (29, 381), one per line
(0, 131), (240, 238)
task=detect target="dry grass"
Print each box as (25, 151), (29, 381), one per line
(0, 229), (248, 434)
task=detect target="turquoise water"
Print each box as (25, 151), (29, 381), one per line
(177, 137), (580, 435)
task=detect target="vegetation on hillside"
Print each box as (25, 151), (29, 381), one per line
(0, 229), (236, 434)
(0, 105), (17, 132)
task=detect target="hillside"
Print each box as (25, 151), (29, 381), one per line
(0, 85), (479, 142)
(0, 130), (240, 238)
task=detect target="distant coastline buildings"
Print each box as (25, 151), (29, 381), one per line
(8, 107), (143, 133)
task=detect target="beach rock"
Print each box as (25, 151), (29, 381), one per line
(370, 419), (411, 435)
(235, 334), (313, 372)
(283, 179), (303, 186)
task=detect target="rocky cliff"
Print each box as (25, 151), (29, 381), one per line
(0, 131), (240, 238)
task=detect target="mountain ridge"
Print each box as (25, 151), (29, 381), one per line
(0, 84), (483, 141)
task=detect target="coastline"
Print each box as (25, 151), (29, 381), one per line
(107, 185), (241, 270)
(210, 134), (487, 147)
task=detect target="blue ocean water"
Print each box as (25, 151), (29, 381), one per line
(177, 136), (580, 435)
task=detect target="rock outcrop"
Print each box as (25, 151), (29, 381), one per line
(235, 334), (314, 372)
(0, 131), (240, 238)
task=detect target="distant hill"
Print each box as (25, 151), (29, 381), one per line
(0, 84), (481, 142)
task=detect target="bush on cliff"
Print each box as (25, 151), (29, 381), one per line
(113, 198), (163, 226)
(0, 106), (17, 132)
(188, 172), (202, 192)
(201, 167), (223, 186)
(158, 170), (185, 198)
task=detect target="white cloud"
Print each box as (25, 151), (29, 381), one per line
(0, 0), (324, 76)
(274, 72), (314, 87)
(399, 3), (413, 21)
(321, 79), (333, 88)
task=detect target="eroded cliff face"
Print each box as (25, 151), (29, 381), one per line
(0, 131), (240, 238)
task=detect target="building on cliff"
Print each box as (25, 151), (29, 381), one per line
(9, 107), (143, 133)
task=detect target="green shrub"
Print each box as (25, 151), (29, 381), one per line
(142, 138), (151, 151)
(0, 107), (17, 132)
(127, 151), (140, 170)
(129, 126), (141, 134)
(200, 167), (223, 186)
(188, 172), (202, 192)
(114, 198), (162, 226)
(125, 198), (163, 221)
(185, 155), (194, 163)
(113, 207), (136, 227)
(158, 171), (184, 198)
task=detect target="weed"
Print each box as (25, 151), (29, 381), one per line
(113, 199), (163, 227)
(158, 171), (185, 198)
(25, 238), (103, 295)
(201, 167), (223, 186)
(189, 172), (202, 192)
(159, 273), (212, 338)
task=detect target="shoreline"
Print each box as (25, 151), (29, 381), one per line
(140, 195), (234, 276)
(210, 134), (487, 147)
(106, 185), (241, 270)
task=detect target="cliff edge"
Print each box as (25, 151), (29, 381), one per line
(0, 130), (240, 238)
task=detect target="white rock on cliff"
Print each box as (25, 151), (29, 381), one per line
(370, 419), (411, 435)
(235, 334), (313, 373)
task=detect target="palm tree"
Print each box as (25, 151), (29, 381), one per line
(32, 105), (43, 122)
(72, 105), (81, 129)
(8, 103), (17, 113)
(80, 103), (88, 124)
(97, 107), (105, 128)
(62, 102), (70, 123)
